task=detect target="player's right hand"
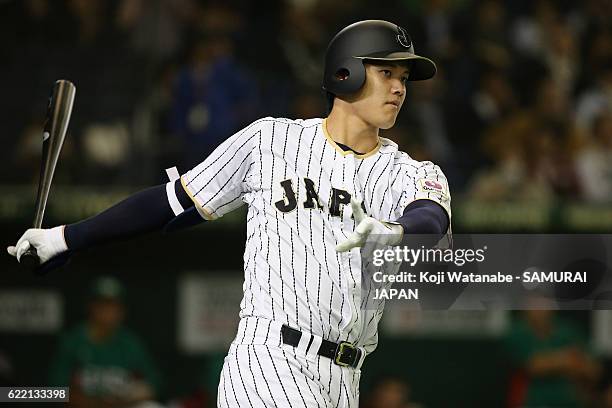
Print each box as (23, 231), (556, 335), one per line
(7, 226), (68, 264)
(336, 199), (404, 252)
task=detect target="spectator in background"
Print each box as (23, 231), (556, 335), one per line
(362, 376), (421, 408)
(470, 76), (582, 202)
(510, 1), (580, 97)
(48, 276), (162, 408)
(581, 25), (612, 80)
(471, 0), (510, 69)
(576, 61), (612, 132)
(542, 18), (579, 98)
(468, 66), (518, 139)
(169, 29), (259, 168)
(115, 0), (200, 61)
(505, 303), (601, 408)
(448, 65), (518, 186)
(576, 112), (612, 203)
(510, 0), (560, 59)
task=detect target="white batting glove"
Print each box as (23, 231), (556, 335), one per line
(336, 199), (404, 253)
(7, 226), (68, 263)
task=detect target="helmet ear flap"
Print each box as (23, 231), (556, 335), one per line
(324, 58), (366, 95)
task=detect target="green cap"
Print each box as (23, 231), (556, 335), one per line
(90, 276), (125, 301)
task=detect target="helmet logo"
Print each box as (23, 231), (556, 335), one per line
(396, 26), (411, 49)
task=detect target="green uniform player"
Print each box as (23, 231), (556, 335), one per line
(505, 309), (600, 408)
(48, 276), (161, 407)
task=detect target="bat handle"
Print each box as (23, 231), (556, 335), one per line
(21, 247), (41, 270)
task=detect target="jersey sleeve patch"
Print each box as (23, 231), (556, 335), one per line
(393, 160), (452, 221)
(417, 178), (449, 200)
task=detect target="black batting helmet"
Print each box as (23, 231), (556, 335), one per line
(322, 20), (437, 95)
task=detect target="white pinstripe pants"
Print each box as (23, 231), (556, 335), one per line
(217, 317), (362, 408)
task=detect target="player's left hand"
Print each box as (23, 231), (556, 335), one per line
(336, 199), (403, 252)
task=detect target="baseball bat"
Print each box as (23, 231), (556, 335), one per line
(20, 80), (76, 270)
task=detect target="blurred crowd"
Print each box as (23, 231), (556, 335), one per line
(1, 0), (612, 201)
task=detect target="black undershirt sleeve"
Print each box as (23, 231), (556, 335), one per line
(64, 180), (198, 251)
(394, 199), (449, 238)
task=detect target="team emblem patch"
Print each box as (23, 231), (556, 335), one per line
(418, 178), (448, 198)
(396, 26), (411, 49)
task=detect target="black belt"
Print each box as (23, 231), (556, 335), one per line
(281, 325), (362, 368)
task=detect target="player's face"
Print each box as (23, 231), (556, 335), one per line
(89, 299), (124, 330)
(350, 62), (410, 129)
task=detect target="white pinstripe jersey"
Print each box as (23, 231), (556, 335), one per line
(181, 117), (451, 355)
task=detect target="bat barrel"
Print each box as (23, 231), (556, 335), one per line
(31, 80), (76, 229)
(24, 80), (75, 271)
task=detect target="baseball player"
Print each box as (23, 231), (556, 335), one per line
(8, 20), (451, 407)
